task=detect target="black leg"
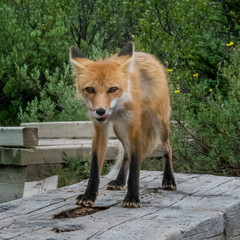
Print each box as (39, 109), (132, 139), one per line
(122, 151), (141, 208)
(107, 153), (129, 190)
(76, 151), (99, 206)
(162, 153), (176, 190)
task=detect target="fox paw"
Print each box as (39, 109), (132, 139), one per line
(107, 180), (125, 190)
(76, 192), (97, 207)
(122, 195), (141, 208)
(162, 178), (177, 191)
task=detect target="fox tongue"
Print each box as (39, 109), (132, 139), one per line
(100, 114), (110, 120)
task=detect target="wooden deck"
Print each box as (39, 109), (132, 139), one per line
(0, 171), (240, 239)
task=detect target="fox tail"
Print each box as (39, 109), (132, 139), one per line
(106, 143), (125, 179)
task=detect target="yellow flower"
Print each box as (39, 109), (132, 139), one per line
(174, 90), (180, 93)
(193, 73), (198, 77)
(43, 26), (46, 30)
(168, 69), (173, 72)
(58, 15), (61, 18)
(209, 89), (213, 92)
(226, 42), (234, 46)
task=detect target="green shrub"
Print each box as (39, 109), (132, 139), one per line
(0, 0), (143, 125)
(170, 46), (240, 176)
(18, 64), (88, 122)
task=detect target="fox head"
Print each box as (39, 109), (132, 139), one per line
(69, 42), (134, 124)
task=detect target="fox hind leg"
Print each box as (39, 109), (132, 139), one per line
(157, 116), (176, 191)
(162, 140), (176, 190)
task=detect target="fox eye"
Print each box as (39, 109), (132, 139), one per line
(85, 87), (95, 94)
(108, 87), (118, 93)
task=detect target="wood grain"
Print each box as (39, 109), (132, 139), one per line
(0, 140), (162, 166)
(0, 139), (120, 165)
(0, 171), (240, 239)
(23, 175), (58, 198)
(21, 121), (116, 139)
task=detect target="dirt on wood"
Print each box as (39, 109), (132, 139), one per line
(53, 206), (109, 219)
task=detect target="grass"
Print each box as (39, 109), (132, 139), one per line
(141, 157), (163, 171)
(57, 156), (111, 188)
(56, 156), (164, 188)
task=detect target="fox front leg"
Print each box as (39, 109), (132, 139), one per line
(76, 125), (108, 206)
(76, 151), (99, 206)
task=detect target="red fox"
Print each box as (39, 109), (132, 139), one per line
(69, 42), (176, 208)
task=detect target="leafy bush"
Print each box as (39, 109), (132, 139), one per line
(170, 46), (240, 176)
(0, 0), (143, 125)
(18, 64), (88, 122)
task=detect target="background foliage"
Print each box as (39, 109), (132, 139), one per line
(0, 0), (239, 175)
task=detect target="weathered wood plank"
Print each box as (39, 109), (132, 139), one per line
(0, 139), (119, 165)
(0, 140), (162, 165)
(0, 127), (38, 147)
(21, 121), (116, 139)
(21, 121), (177, 140)
(37, 138), (114, 146)
(23, 175), (58, 198)
(0, 165), (27, 204)
(0, 171), (240, 239)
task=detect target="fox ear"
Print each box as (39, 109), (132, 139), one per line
(69, 46), (89, 75)
(118, 42), (134, 57)
(118, 42), (135, 73)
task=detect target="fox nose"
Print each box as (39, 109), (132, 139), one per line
(96, 108), (106, 116)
